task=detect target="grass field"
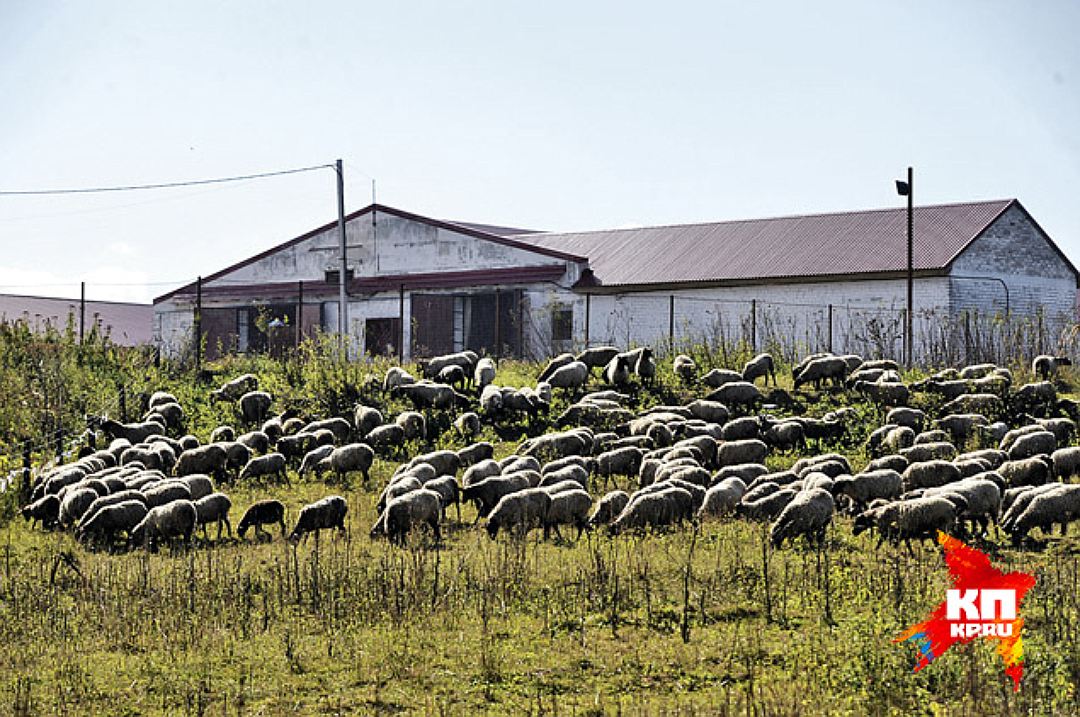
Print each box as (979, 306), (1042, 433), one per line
(0, 338), (1078, 715)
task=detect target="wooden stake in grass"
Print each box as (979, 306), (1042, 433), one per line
(681, 521), (700, 643)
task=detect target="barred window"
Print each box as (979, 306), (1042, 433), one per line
(552, 307), (573, 342)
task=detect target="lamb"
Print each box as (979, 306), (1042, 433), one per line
(211, 374), (259, 402)
(454, 412), (482, 441)
(129, 500), (198, 549)
(706, 382), (763, 412)
(603, 354), (632, 387)
(1032, 354), (1071, 381)
(76, 500), (149, 545)
(193, 493), (233, 539)
(576, 346), (620, 370)
(372, 489), (442, 544)
(587, 490), (631, 528)
(21, 494), (60, 529)
(354, 405), (384, 439)
(383, 366), (416, 392)
(544, 489), (593, 540)
(238, 453), (288, 484)
(718, 439), (768, 468)
(698, 477), (747, 518)
(673, 354), (697, 384)
(237, 499), (287, 540)
(328, 443), (374, 483)
(832, 470), (903, 514)
(1007, 431), (1057, 461)
(238, 391), (273, 425)
(437, 364), (468, 390)
(289, 495), (348, 543)
(1007, 485), (1080, 543)
(769, 488), (834, 548)
(474, 357), (497, 388)
(174, 444), (228, 478)
(792, 356), (848, 391)
(701, 368), (744, 388)
(742, 353), (777, 386)
(484, 488), (552, 539)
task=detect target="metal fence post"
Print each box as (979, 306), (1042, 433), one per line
(668, 295), (675, 355)
(827, 304), (834, 353)
(750, 299), (757, 353)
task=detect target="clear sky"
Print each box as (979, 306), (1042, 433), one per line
(1, 1), (1078, 303)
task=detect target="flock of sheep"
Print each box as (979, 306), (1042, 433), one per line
(16, 346), (1080, 554)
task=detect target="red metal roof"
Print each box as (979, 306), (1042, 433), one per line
(515, 199), (1021, 288)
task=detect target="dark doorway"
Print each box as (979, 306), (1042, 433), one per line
(365, 318), (401, 358)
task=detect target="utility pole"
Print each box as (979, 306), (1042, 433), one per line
(336, 159), (348, 357)
(79, 281), (86, 344)
(194, 275), (203, 372)
(895, 167), (914, 367)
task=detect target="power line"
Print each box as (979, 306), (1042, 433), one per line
(0, 163), (334, 197)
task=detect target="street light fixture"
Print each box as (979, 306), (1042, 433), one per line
(895, 167), (914, 367)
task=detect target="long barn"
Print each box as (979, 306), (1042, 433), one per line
(153, 199), (1078, 363)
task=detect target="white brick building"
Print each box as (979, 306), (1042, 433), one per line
(153, 199), (1078, 363)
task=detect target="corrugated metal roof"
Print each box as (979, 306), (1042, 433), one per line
(514, 199), (1016, 288)
(0, 294), (152, 345)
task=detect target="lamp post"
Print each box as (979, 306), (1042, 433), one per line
(895, 167), (914, 367)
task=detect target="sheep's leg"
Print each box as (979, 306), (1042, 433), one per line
(455, 499), (461, 523)
(223, 517), (233, 538)
(279, 520), (287, 538)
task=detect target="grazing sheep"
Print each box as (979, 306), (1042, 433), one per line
(174, 444), (228, 478)
(1036, 418), (1076, 446)
(393, 382), (471, 412)
(539, 464), (589, 489)
(354, 405), (384, 439)
(1001, 483), (1063, 532)
(383, 366), (416, 392)
(941, 393), (1003, 418)
(92, 417), (165, 445)
(129, 500), (198, 549)
(21, 494), (61, 529)
(237, 430), (270, 455)
(544, 489), (593, 540)
(143, 481), (192, 508)
(301, 418), (352, 443)
(239, 453), (288, 484)
(76, 500), (149, 545)
(59, 487), (100, 529)
(673, 354), (697, 384)
(687, 399), (729, 424)
(793, 357), (848, 391)
(299, 444), (334, 477)
(769, 488), (834, 548)
(1007, 485), (1080, 543)
(462, 459), (502, 488)
(718, 439), (768, 468)
(238, 391), (273, 425)
(902, 460), (962, 491)
(701, 368), (744, 388)
(193, 493), (233, 539)
(457, 442), (494, 468)
(610, 487), (691, 534)
(761, 420), (805, 452)
(211, 374), (259, 402)
(833, 470), (903, 514)
(886, 407), (925, 431)
(1007, 430), (1057, 461)
(366, 424), (407, 455)
(418, 351), (478, 381)
(453, 412), (482, 441)
(738, 487), (799, 521)
(742, 353), (777, 386)
(698, 478), (747, 519)
(372, 489), (442, 544)
(484, 488), (551, 539)
(289, 495), (348, 543)
(409, 449), (461, 477)
(714, 463), (769, 486)
(999, 456), (1054, 488)
(933, 414), (990, 445)
(328, 443), (374, 483)
(238, 499), (287, 540)
(576, 346), (620, 370)
(210, 425), (236, 443)
(880, 495), (966, 551)
(1051, 446), (1080, 480)
(722, 417), (761, 441)
(462, 474), (532, 519)
(475, 357), (497, 388)
(707, 382), (763, 412)
(854, 380), (910, 406)
(178, 474), (214, 501)
(377, 476), (422, 514)
(423, 475), (462, 521)
(588, 490), (631, 528)
(596, 447), (645, 481)
(1013, 381), (1057, 411)
(900, 441), (957, 464)
(603, 354), (633, 388)
(437, 364), (467, 390)
(923, 479), (1001, 536)
(1032, 355), (1071, 381)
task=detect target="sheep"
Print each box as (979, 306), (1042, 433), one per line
(76, 500), (149, 545)
(366, 424), (407, 455)
(714, 463), (769, 486)
(737, 488), (798, 521)
(377, 476), (422, 514)
(539, 464), (589, 489)
(1032, 354), (1071, 381)
(501, 454), (542, 474)
(609, 487), (691, 534)
(210, 425), (236, 443)
(237, 499), (287, 540)
(211, 374), (259, 402)
(462, 459), (502, 488)
(742, 353), (777, 386)
(956, 449), (1007, 470)
(707, 382), (763, 412)
(769, 488), (834, 548)
(419, 351), (478, 380)
(144, 402), (185, 432)
(698, 478), (747, 519)
(129, 500), (198, 549)
(878, 496), (966, 551)
(520, 430), (593, 461)
(673, 354), (697, 384)
(721, 417), (760, 441)
(437, 364), (467, 390)
(461, 474), (532, 519)
(587, 490), (631, 529)
(701, 368), (744, 388)
(942, 393), (1003, 418)
(933, 414), (990, 445)
(174, 444), (228, 478)
(1051, 446), (1080, 480)
(289, 495), (348, 543)
(718, 439), (767, 468)
(833, 470), (903, 514)
(900, 442), (957, 464)
(761, 420), (805, 452)
(544, 489), (593, 540)
(596, 447), (645, 481)
(299, 444), (334, 477)
(633, 348), (657, 386)
(383, 366), (416, 392)
(886, 407), (925, 431)
(193, 493), (233, 539)
(354, 405), (384, 439)
(236, 430), (270, 455)
(301, 418), (352, 443)
(393, 382), (471, 412)
(178, 474), (214, 501)
(238, 453), (288, 484)
(21, 494), (60, 529)
(1013, 381), (1057, 411)
(923, 479), (1001, 536)
(372, 489), (442, 545)
(914, 429), (951, 446)
(576, 346), (620, 370)
(603, 354), (632, 388)
(1007, 431), (1057, 461)
(58, 487), (100, 529)
(423, 475), (462, 522)
(483, 488), (551, 539)
(238, 391), (272, 426)
(854, 380), (910, 407)
(1001, 483), (1063, 532)
(1036, 417), (1076, 446)
(474, 357), (497, 388)
(1007, 485), (1080, 543)
(998, 456), (1053, 488)
(902, 460), (962, 492)
(328, 443), (374, 483)
(686, 399), (729, 424)
(409, 449), (461, 477)
(143, 480), (192, 508)
(793, 356), (848, 390)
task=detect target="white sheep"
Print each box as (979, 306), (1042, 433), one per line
(673, 354), (697, 384)
(698, 477), (747, 519)
(328, 443), (374, 483)
(289, 495), (348, 543)
(130, 500), (198, 549)
(193, 493), (233, 539)
(372, 489), (442, 545)
(484, 488), (551, 539)
(769, 487), (834, 548)
(742, 353), (777, 386)
(587, 490), (630, 528)
(544, 489), (593, 540)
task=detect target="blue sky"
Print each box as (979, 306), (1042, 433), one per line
(1, 1), (1077, 302)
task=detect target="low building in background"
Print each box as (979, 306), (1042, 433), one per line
(0, 293), (152, 346)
